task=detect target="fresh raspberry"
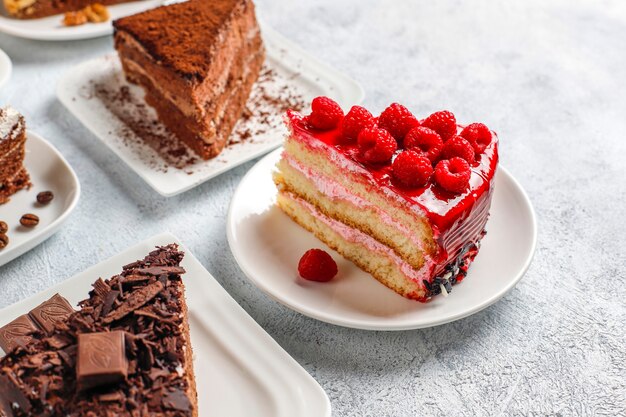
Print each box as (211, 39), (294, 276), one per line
(341, 105), (374, 143)
(434, 157), (471, 194)
(378, 103), (419, 142)
(422, 110), (457, 141)
(460, 123), (492, 153)
(357, 126), (398, 164)
(441, 135), (475, 163)
(307, 96), (344, 130)
(298, 249), (338, 282)
(392, 150), (433, 188)
(404, 126), (444, 163)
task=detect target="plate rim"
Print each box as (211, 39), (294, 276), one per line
(0, 130), (81, 267)
(226, 147), (538, 331)
(0, 47), (11, 89)
(56, 23), (364, 197)
(0, 232), (332, 417)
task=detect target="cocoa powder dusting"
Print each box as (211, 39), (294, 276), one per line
(89, 64), (305, 174)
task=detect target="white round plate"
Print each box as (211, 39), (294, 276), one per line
(0, 131), (80, 267)
(0, 0), (162, 41)
(227, 149), (537, 331)
(0, 48), (11, 89)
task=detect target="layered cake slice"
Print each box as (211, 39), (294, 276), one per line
(113, 0), (265, 160)
(3, 0), (132, 19)
(0, 244), (198, 416)
(0, 106), (31, 205)
(274, 97), (499, 301)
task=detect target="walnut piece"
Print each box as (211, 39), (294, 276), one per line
(63, 10), (88, 26)
(62, 3), (109, 27)
(83, 3), (109, 23)
(3, 0), (37, 16)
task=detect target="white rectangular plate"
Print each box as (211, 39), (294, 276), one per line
(0, 233), (331, 417)
(0, 0), (163, 41)
(0, 131), (80, 267)
(57, 24), (364, 196)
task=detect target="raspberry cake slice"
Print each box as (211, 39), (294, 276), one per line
(273, 98), (498, 301)
(0, 106), (31, 205)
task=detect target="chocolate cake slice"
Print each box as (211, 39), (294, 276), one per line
(0, 245), (198, 416)
(113, 0), (265, 160)
(0, 106), (31, 205)
(3, 0), (134, 19)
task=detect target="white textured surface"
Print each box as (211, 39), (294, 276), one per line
(0, 0), (625, 415)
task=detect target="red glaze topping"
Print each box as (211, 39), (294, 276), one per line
(287, 104), (499, 273)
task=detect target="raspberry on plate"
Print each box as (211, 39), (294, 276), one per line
(378, 103), (419, 142)
(341, 105), (374, 143)
(460, 122), (492, 153)
(357, 126), (398, 164)
(404, 126), (444, 162)
(434, 157), (471, 194)
(392, 150), (433, 188)
(441, 135), (475, 163)
(422, 110), (457, 141)
(298, 249), (338, 282)
(307, 96), (344, 130)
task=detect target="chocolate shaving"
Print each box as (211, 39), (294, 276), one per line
(102, 281), (164, 324)
(92, 278), (111, 298)
(163, 389), (192, 412)
(101, 290), (120, 317)
(135, 266), (185, 276)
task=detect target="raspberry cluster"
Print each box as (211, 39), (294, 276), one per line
(304, 97), (494, 194)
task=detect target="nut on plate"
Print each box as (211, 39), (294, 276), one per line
(84, 3), (109, 23)
(63, 10), (87, 26)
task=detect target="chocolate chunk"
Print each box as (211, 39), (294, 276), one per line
(102, 281), (164, 324)
(0, 373), (31, 414)
(163, 389), (192, 412)
(77, 331), (128, 392)
(0, 314), (38, 353)
(29, 294), (75, 334)
(135, 266), (185, 276)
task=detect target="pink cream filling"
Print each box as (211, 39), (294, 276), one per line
(282, 153), (432, 256)
(288, 192), (435, 286)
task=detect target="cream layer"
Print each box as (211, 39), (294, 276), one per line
(284, 191), (433, 287)
(281, 153), (433, 258)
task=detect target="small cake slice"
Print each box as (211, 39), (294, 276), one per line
(0, 244), (198, 416)
(0, 106), (31, 205)
(274, 98), (499, 301)
(113, 0), (265, 160)
(3, 0), (131, 19)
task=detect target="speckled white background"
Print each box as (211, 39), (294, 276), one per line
(1, 1), (625, 415)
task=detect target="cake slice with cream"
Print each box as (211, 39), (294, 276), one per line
(113, 0), (265, 160)
(0, 106), (31, 205)
(274, 97), (498, 301)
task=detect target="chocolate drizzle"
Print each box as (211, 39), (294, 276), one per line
(0, 244), (196, 416)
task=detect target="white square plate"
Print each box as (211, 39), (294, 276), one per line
(0, 233), (331, 417)
(0, 131), (80, 267)
(57, 24), (364, 197)
(0, 0), (163, 41)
